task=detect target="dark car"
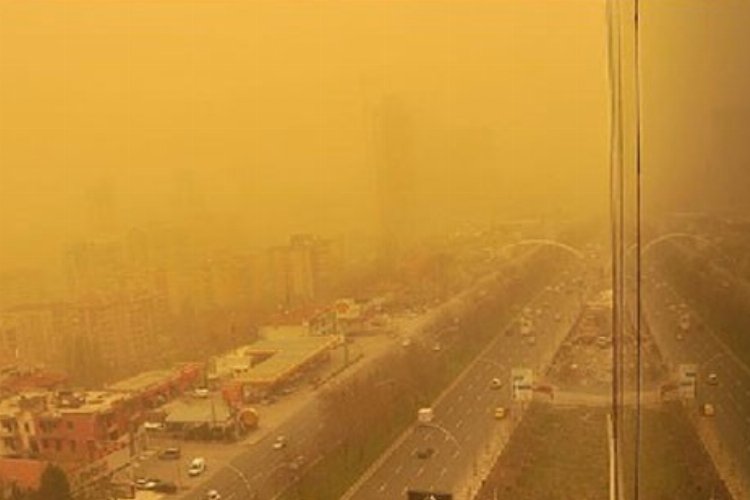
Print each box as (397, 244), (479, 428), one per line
(153, 481), (178, 494)
(415, 447), (435, 459)
(158, 447), (181, 460)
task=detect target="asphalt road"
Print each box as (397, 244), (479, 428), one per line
(174, 270), (525, 500)
(347, 280), (586, 500)
(178, 397), (323, 500)
(644, 278), (750, 492)
(172, 246), (586, 500)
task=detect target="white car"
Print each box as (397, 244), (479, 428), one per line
(273, 435), (287, 450)
(494, 407), (508, 420)
(194, 388), (210, 398)
(678, 313), (691, 331)
(188, 457), (206, 477)
(134, 478), (158, 490)
(206, 490), (222, 500)
(143, 421), (165, 431)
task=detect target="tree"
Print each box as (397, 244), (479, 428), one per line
(9, 484), (34, 500)
(36, 464), (72, 500)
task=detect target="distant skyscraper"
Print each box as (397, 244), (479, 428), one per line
(266, 234), (340, 310)
(84, 179), (118, 236)
(62, 231), (168, 383)
(172, 168), (207, 222)
(369, 94), (417, 271)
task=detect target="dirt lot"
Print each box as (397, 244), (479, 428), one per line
(474, 404), (609, 500)
(474, 402), (731, 500)
(621, 403), (733, 500)
(545, 303), (666, 393)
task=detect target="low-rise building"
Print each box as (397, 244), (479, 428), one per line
(0, 457), (47, 499)
(34, 390), (136, 463)
(209, 325), (338, 402)
(107, 363), (203, 411)
(162, 395), (236, 440)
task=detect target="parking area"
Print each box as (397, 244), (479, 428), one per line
(114, 333), (397, 497)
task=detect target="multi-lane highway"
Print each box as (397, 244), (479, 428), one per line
(345, 276), (587, 499)
(644, 278), (750, 495)
(174, 255), (547, 500)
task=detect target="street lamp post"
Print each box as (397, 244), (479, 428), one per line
(226, 464), (253, 498)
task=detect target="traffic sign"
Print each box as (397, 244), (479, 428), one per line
(677, 364), (697, 400)
(512, 368), (534, 401)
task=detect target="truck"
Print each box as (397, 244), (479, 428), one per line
(239, 408), (259, 431)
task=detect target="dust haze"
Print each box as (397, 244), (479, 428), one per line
(0, 0), (609, 276)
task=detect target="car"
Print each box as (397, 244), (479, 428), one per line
(134, 478), (159, 490)
(490, 378), (503, 390)
(418, 407), (435, 424)
(288, 455), (306, 471)
(415, 447), (435, 459)
(701, 403), (716, 417)
(153, 481), (178, 494)
(193, 388), (210, 398)
(158, 447), (181, 460)
(188, 457), (206, 477)
(494, 407), (508, 420)
(432, 343), (442, 352)
(206, 490), (222, 500)
(679, 315), (691, 332)
(706, 373), (719, 386)
(273, 435), (287, 450)
(261, 396), (277, 405)
(144, 421), (166, 431)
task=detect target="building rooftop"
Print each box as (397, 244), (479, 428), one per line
(0, 369), (68, 393)
(238, 326), (338, 384)
(210, 325), (338, 386)
(0, 391), (50, 417)
(108, 369), (175, 393)
(163, 396), (232, 424)
(53, 391), (129, 415)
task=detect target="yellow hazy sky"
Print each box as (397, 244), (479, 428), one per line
(0, 0), (609, 268)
